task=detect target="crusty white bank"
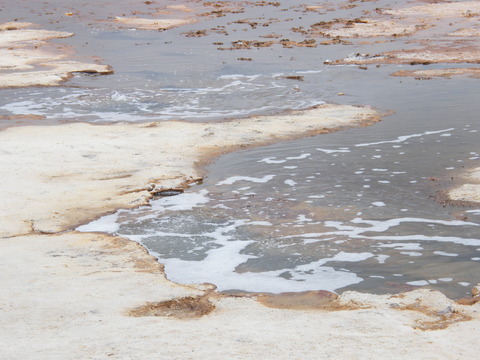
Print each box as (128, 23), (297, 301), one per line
(1, 232), (479, 360)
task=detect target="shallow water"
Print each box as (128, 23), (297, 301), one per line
(80, 117), (480, 298)
(3, 0), (480, 298)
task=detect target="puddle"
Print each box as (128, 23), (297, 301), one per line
(2, 0), (480, 298)
(79, 113), (480, 298)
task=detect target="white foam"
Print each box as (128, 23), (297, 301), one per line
(286, 153), (311, 160)
(152, 221), (366, 293)
(291, 217), (480, 246)
(295, 70), (323, 74)
(76, 212), (120, 233)
(355, 128), (455, 147)
(372, 202), (386, 207)
(217, 74), (262, 81)
(375, 254), (390, 264)
(285, 179), (296, 187)
(1, 100), (45, 116)
(295, 215), (312, 222)
(379, 243), (423, 251)
(258, 157), (286, 164)
(433, 251), (458, 257)
(407, 280), (429, 286)
(466, 209), (480, 215)
(217, 175), (275, 185)
(400, 251), (423, 257)
(316, 148), (351, 154)
(150, 189), (210, 212)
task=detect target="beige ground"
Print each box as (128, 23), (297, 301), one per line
(320, 20), (430, 38)
(114, 16), (196, 30)
(335, 46), (480, 65)
(2, 1), (480, 359)
(0, 23), (112, 87)
(392, 67), (480, 79)
(1, 231), (479, 360)
(328, 1), (480, 69)
(383, 2), (480, 18)
(448, 167), (480, 204)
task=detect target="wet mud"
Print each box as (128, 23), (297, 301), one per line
(128, 295), (216, 319)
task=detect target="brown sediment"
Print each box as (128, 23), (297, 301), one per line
(449, 28), (480, 37)
(255, 290), (345, 310)
(456, 297), (480, 306)
(457, 285), (480, 305)
(278, 75), (304, 81)
(392, 290), (475, 331)
(218, 39), (275, 50)
(199, 1), (245, 17)
(0, 22), (34, 31)
(183, 29), (208, 37)
(320, 37), (353, 45)
(304, 5), (327, 12)
(218, 38), (317, 50)
(279, 38), (316, 48)
(339, 289), (478, 331)
(406, 307), (472, 331)
(128, 295), (216, 319)
(0, 114), (46, 120)
(260, 33), (283, 39)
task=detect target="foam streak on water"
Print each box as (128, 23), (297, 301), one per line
(355, 128), (456, 147)
(0, 72), (324, 123)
